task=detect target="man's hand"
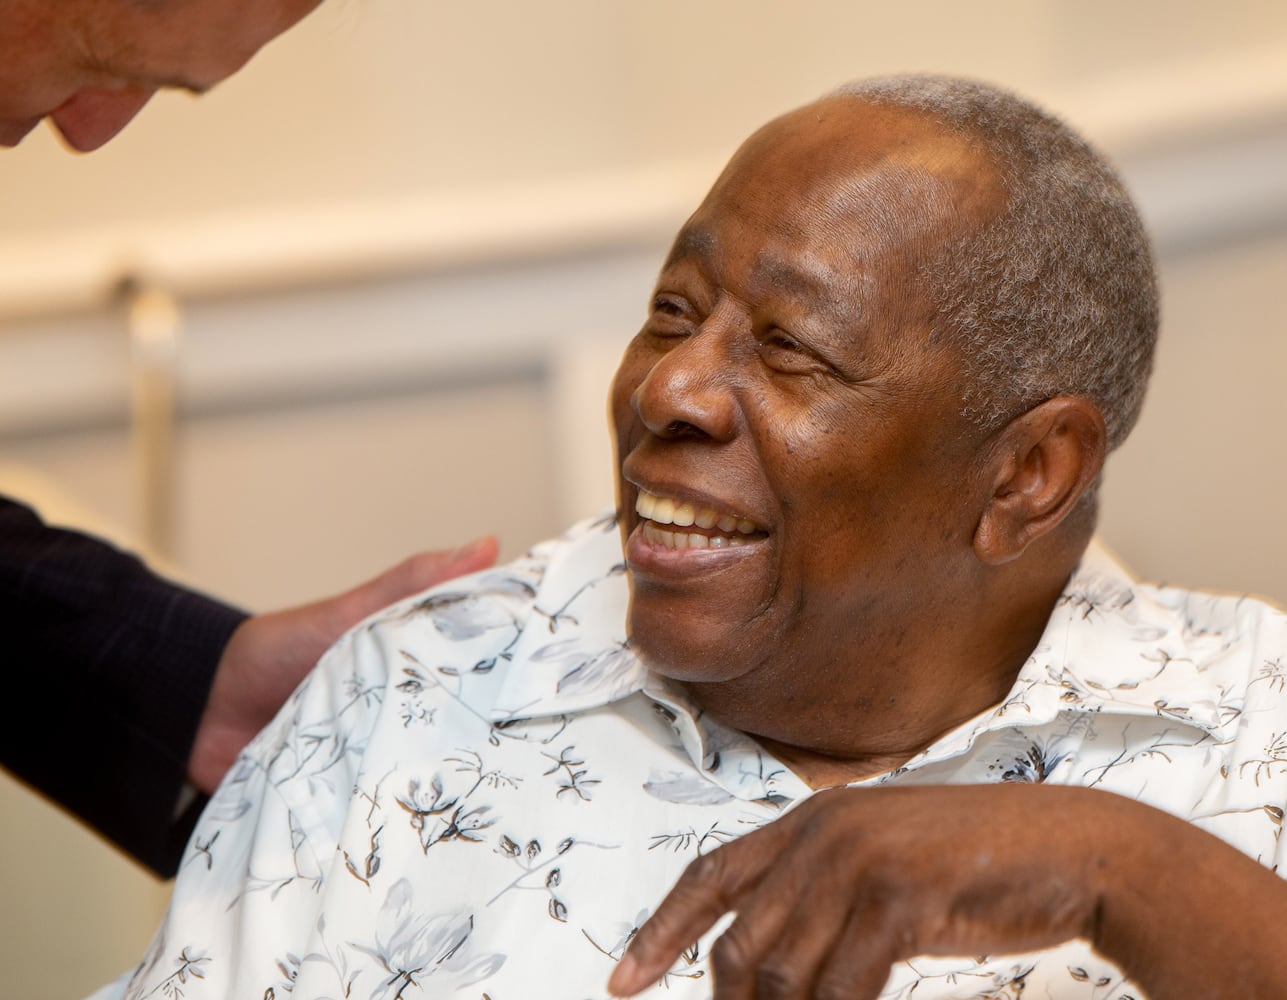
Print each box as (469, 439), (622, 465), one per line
(607, 783), (1105, 1000)
(606, 783), (1287, 1000)
(187, 537), (498, 793)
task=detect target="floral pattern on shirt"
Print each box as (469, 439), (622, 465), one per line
(95, 517), (1287, 1000)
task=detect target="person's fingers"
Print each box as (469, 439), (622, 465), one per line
(333, 537), (500, 626)
(191, 538), (499, 792)
(608, 827), (790, 997)
(811, 896), (901, 1000)
(704, 881), (805, 1000)
(390, 537), (501, 596)
(740, 863), (872, 1000)
(708, 791), (887, 1000)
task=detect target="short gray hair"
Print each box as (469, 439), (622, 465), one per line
(832, 75), (1158, 451)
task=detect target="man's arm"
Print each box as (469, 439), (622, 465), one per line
(0, 495), (495, 875)
(608, 783), (1287, 999)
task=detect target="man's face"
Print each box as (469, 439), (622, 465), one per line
(611, 99), (1004, 718)
(0, 0), (320, 151)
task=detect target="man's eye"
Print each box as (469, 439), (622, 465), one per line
(651, 295), (686, 317)
(646, 295), (695, 339)
(759, 330), (820, 374)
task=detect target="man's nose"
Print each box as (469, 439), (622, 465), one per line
(632, 321), (740, 444)
(48, 85), (157, 152)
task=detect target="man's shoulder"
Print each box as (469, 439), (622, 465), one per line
(1074, 538), (1287, 680)
(355, 511), (623, 655)
(241, 513), (630, 759)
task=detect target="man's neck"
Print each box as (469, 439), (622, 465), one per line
(674, 559), (1076, 789)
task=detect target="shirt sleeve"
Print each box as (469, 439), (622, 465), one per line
(0, 495), (248, 876)
(117, 630), (376, 1000)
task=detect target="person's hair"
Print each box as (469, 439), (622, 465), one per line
(831, 75), (1158, 452)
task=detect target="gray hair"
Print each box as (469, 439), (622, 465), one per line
(831, 75), (1158, 451)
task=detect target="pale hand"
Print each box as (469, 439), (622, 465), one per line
(187, 537), (499, 794)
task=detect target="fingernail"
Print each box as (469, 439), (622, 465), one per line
(452, 536), (496, 559)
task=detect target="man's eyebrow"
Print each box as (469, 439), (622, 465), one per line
(661, 229), (716, 270)
(754, 253), (848, 313)
(660, 227), (857, 322)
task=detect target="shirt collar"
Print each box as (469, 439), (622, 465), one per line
(485, 517), (812, 805)
(871, 539), (1233, 781)
(485, 522), (1229, 796)
(490, 514), (644, 721)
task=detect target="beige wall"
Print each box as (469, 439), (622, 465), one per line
(4, 0), (1287, 240)
(2, 2), (1286, 996)
(1101, 231), (1287, 601)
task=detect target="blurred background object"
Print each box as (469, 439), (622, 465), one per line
(2, 1), (1285, 995)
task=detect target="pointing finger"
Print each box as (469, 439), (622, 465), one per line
(608, 825), (787, 996)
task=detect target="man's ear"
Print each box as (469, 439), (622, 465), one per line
(973, 396), (1107, 565)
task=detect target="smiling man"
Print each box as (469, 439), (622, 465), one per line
(0, 0), (320, 149)
(96, 76), (1287, 1000)
(612, 101), (1075, 789)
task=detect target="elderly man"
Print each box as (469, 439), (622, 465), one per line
(100, 75), (1287, 1000)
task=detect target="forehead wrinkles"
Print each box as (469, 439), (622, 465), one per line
(777, 164), (981, 327)
(761, 99), (1002, 260)
(823, 163), (966, 259)
(660, 122), (999, 344)
(661, 220), (871, 334)
(811, 136), (1004, 332)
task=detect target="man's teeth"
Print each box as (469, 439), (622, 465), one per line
(635, 490), (761, 548)
(642, 521), (749, 549)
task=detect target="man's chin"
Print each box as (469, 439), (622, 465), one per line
(626, 609), (755, 687)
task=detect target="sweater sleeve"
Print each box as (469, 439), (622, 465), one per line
(0, 495), (248, 876)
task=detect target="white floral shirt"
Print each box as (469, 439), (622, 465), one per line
(97, 513), (1287, 1000)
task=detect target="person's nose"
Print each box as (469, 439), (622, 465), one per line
(631, 311), (742, 444)
(48, 85), (157, 152)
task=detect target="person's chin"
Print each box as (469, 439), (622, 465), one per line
(626, 574), (772, 688)
(627, 619), (749, 685)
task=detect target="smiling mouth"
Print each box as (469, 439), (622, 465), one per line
(635, 489), (765, 550)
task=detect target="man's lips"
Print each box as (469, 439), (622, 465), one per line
(632, 488), (766, 551)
